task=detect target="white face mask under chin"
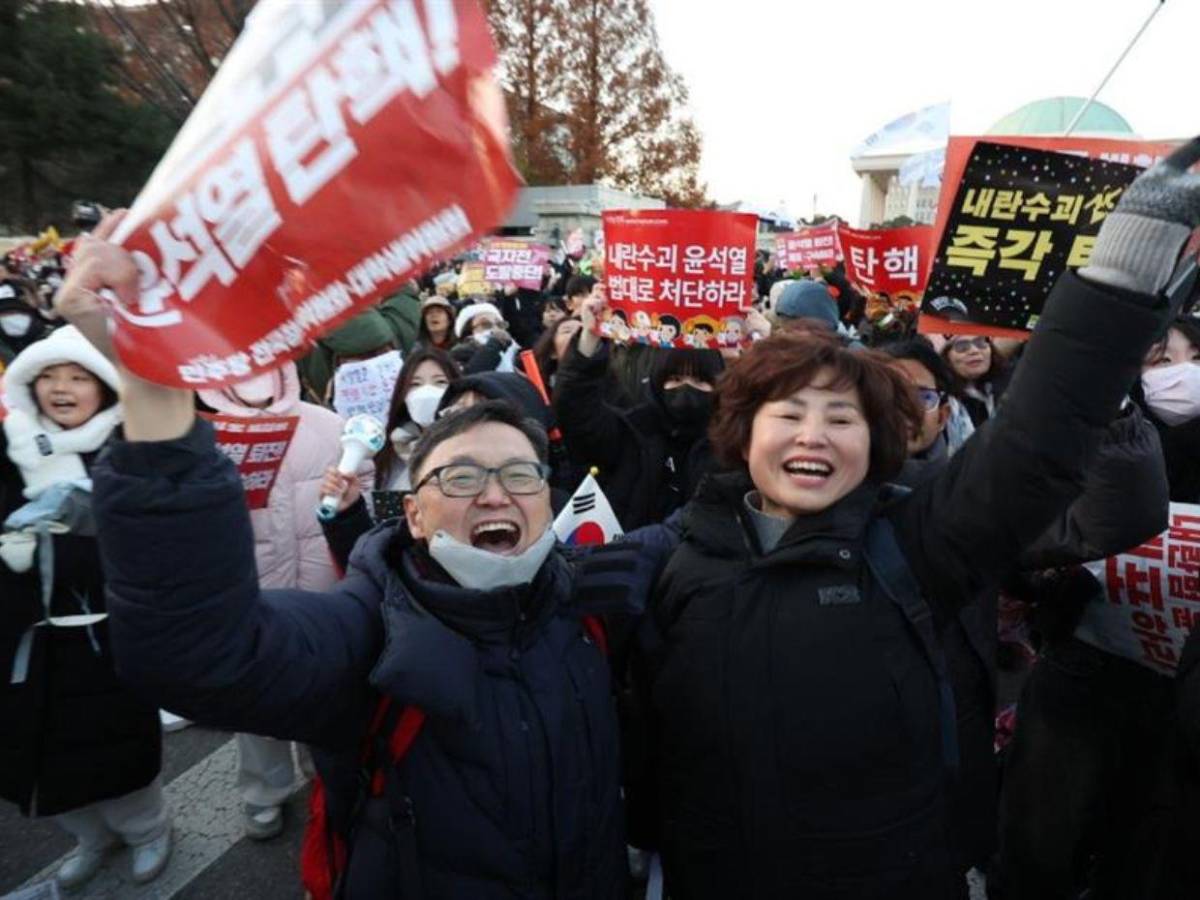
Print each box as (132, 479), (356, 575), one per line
(404, 384), (447, 428)
(1142, 362), (1200, 426)
(0, 313), (32, 337)
(427, 526), (556, 591)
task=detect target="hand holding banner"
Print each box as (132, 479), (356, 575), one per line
(107, 0), (519, 388)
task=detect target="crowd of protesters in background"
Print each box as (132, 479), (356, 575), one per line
(3, 142), (1200, 900)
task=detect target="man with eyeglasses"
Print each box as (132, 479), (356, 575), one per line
(882, 338), (955, 489)
(77, 357), (670, 898)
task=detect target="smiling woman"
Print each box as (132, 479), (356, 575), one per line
(633, 258), (1173, 897)
(710, 332), (919, 516)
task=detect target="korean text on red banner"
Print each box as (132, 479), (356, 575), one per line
(203, 413), (299, 509)
(776, 221), (841, 272)
(838, 225), (934, 297)
(109, 0), (520, 389)
(921, 142), (1141, 335)
(1078, 504), (1200, 675)
(483, 240), (549, 290)
(602, 210), (757, 349)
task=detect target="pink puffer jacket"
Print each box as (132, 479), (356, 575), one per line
(198, 364), (373, 592)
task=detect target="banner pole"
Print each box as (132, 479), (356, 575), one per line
(1063, 0), (1167, 137)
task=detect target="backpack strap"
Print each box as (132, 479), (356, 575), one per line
(369, 702), (426, 795)
(330, 697), (427, 900)
(863, 516), (960, 773)
(582, 614), (609, 656)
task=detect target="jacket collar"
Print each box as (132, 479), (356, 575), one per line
(360, 522), (573, 723)
(685, 469), (881, 568)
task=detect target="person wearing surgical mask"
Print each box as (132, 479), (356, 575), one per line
(451, 301), (520, 375)
(552, 293), (724, 529)
(1137, 317), (1200, 502)
(372, 347), (460, 491)
(0, 281), (50, 366)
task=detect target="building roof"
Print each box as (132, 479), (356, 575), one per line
(987, 97), (1134, 136)
(502, 184), (664, 229)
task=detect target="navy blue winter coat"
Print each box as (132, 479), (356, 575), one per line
(92, 421), (672, 899)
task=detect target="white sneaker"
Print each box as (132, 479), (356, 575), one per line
(160, 710), (192, 733)
(56, 839), (118, 891)
(130, 829), (172, 884)
(243, 803), (284, 841)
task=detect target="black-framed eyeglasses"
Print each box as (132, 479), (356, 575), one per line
(947, 336), (989, 354)
(916, 387), (946, 411)
(414, 461), (551, 497)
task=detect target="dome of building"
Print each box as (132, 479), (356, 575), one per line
(987, 97), (1134, 136)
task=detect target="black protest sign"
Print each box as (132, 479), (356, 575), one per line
(923, 141), (1142, 332)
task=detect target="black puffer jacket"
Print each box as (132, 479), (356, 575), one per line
(553, 342), (716, 530)
(895, 404), (1167, 873)
(636, 271), (1169, 900)
(0, 435), (160, 816)
(94, 419), (678, 899)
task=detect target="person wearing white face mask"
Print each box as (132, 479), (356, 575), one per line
(0, 283), (51, 366)
(452, 301), (521, 374)
(1136, 317), (1200, 502)
(368, 347), (460, 492)
(197, 362), (373, 841)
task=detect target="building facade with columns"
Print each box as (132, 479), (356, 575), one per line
(850, 97), (1136, 228)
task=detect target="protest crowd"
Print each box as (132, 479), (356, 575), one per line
(5, 4), (1200, 900)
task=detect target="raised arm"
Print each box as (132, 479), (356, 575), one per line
(56, 214), (381, 749)
(552, 295), (628, 470)
(896, 137), (1200, 608)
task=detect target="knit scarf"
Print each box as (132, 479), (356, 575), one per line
(3, 406), (122, 500)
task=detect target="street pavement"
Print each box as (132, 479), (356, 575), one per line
(1, 725), (306, 900)
(1, 725), (989, 899)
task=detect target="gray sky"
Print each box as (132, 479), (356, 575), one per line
(649, 0), (1197, 223)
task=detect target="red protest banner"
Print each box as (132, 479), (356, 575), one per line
(838, 225), (935, 298)
(202, 413), (299, 510)
(924, 135), (1182, 339)
(1079, 503), (1200, 675)
(108, 0), (520, 388)
(775, 221), (841, 272)
(602, 210), (757, 349)
(482, 240), (550, 290)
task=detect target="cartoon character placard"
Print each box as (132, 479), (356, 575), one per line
(601, 209), (757, 349)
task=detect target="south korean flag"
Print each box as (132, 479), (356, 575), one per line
(553, 470), (623, 546)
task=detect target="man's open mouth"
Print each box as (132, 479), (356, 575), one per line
(470, 520), (522, 553)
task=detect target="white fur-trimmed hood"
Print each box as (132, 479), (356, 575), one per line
(2, 326), (120, 417)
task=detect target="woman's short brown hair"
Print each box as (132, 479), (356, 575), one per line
(709, 332), (924, 482)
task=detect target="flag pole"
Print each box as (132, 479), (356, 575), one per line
(1064, 0), (1167, 137)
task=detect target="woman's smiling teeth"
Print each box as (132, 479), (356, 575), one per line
(783, 459), (833, 478)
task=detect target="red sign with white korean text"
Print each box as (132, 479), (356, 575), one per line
(838, 225), (935, 298)
(482, 240), (550, 290)
(1078, 503), (1200, 675)
(924, 135), (1183, 340)
(108, 0), (520, 388)
(602, 210), (757, 349)
(776, 221), (841, 272)
(202, 413), (299, 510)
